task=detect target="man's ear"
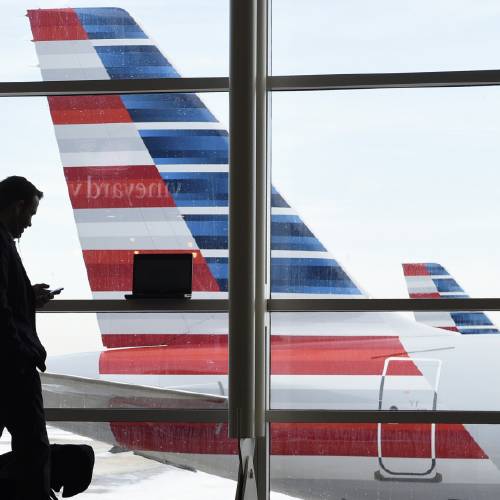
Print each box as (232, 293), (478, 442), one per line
(14, 199), (25, 215)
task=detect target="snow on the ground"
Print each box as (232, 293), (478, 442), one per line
(0, 426), (296, 499)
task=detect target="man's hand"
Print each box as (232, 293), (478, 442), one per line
(32, 283), (53, 308)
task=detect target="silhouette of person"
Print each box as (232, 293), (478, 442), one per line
(0, 176), (59, 499)
(0, 443), (94, 498)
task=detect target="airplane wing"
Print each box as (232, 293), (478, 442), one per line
(41, 368), (500, 496)
(41, 371), (237, 480)
(41, 372), (226, 410)
(403, 262), (499, 334)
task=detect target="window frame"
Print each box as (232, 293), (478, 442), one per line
(4, 1), (500, 498)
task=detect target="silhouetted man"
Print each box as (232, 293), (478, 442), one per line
(0, 176), (56, 499)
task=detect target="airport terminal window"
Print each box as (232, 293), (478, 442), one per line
(270, 88), (500, 300)
(268, 84), (500, 422)
(1, 1), (228, 81)
(271, 0), (500, 75)
(1, 94), (229, 300)
(3, 1), (500, 499)
(269, 311), (500, 411)
(269, 423), (500, 499)
(37, 313), (230, 409)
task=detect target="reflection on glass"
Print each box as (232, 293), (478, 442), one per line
(1, 423), (237, 499)
(270, 423), (500, 500)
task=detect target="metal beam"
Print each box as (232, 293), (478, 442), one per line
(255, 0), (269, 441)
(270, 69), (500, 91)
(255, 0), (270, 496)
(267, 410), (500, 424)
(43, 408), (500, 425)
(228, 0), (258, 439)
(268, 298), (500, 312)
(45, 408), (228, 422)
(3, 69), (500, 98)
(0, 77), (229, 97)
(39, 299), (228, 313)
(38, 298), (500, 314)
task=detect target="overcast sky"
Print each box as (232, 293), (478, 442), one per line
(1, 0), (500, 353)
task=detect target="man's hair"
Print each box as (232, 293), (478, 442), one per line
(0, 176), (43, 211)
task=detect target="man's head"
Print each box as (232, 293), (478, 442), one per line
(0, 176), (43, 238)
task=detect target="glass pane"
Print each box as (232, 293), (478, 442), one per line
(2, 1), (228, 81)
(1, 422), (237, 498)
(38, 314), (228, 409)
(1, 94), (229, 299)
(270, 87), (500, 299)
(270, 311), (500, 410)
(272, 0), (500, 75)
(270, 422), (500, 499)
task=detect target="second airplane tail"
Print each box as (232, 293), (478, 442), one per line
(402, 262), (498, 334)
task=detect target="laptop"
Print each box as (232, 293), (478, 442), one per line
(125, 253), (193, 300)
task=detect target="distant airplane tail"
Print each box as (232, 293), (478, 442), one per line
(402, 263), (498, 334)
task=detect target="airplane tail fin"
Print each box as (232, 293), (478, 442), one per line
(402, 263), (498, 334)
(27, 8), (365, 349)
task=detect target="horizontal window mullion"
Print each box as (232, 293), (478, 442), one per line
(0, 77), (229, 97)
(40, 299), (229, 313)
(269, 69), (500, 91)
(3, 70), (500, 97)
(45, 408), (228, 422)
(40, 298), (500, 313)
(269, 298), (500, 312)
(267, 410), (500, 425)
(44, 408), (500, 424)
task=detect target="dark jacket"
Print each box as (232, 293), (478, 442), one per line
(0, 222), (46, 373)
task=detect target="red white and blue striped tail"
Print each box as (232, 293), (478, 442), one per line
(402, 263), (498, 334)
(27, 8), (366, 349)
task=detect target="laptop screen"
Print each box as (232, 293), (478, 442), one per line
(133, 253), (193, 296)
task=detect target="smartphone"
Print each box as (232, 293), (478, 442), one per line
(50, 287), (64, 295)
